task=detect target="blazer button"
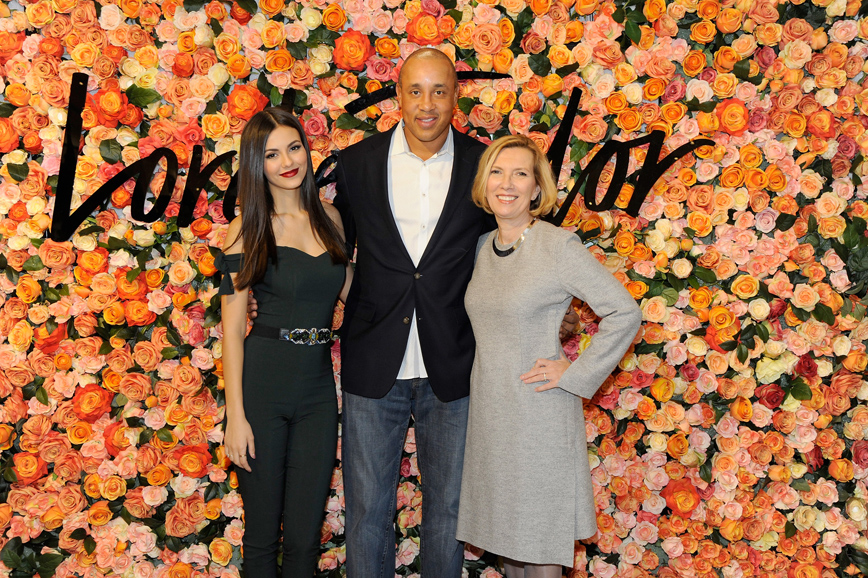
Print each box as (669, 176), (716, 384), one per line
(403, 316), (411, 324)
(413, 272), (421, 280)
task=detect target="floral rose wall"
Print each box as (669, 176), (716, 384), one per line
(1, 0), (868, 576)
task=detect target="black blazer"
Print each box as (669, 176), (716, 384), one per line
(333, 126), (494, 402)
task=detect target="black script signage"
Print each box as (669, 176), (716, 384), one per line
(50, 72), (712, 241)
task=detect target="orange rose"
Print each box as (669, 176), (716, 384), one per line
(147, 464), (173, 486)
(642, 78), (667, 100)
(651, 377), (675, 402)
(321, 4), (347, 31)
(125, 300), (156, 326)
(690, 20), (718, 44)
(666, 431), (689, 458)
(716, 98), (749, 136)
(817, 216), (846, 239)
(12, 453), (48, 485)
(227, 84), (269, 121)
(102, 301), (126, 325)
(8, 320), (34, 352)
(66, 421), (92, 445)
(784, 111), (807, 138)
(686, 211), (713, 237)
(731, 274), (759, 299)
(5, 83), (31, 107)
(72, 383), (113, 423)
(88, 501), (113, 526)
(333, 29), (374, 72)
(376, 37), (400, 59)
(209, 537), (233, 566)
(16, 274), (42, 304)
(258, 0), (282, 17)
(40, 505), (65, 531)
(660, 479), (701, 517)
(528, 0), (552, 15)
(716, 8), (743, 34)
(407, 13), (445, 46)
(643, 0), (666, 21)
(729, 396), (754, 421)
(100, 475), (127, 501)
(264, 48), (294, 73)
(0, 424), (16, 451)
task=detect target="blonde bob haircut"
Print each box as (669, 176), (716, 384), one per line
(471, 135), (559, 218)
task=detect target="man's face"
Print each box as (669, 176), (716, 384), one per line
(396, 57), (458, 155)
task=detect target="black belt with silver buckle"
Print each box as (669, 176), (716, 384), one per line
(249, 324), (336, 345)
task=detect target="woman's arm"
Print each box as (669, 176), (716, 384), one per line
(220, 217), (256, 472)
(323, 201), (354, 303)
(522, 234), (642, 397)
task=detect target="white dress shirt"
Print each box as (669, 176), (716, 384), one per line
(387, 124), (455, 379)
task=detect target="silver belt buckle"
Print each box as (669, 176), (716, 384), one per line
(279, 328), (292, 341)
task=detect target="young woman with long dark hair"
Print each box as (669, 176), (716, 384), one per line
(217, 107), (352, 577)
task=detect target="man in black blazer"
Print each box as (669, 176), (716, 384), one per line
(332, 49), (494, 577)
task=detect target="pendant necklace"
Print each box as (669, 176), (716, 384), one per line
(492, 218), (537, 257)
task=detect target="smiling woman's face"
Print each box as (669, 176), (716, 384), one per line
(484, 146), (540, 225)
(263, 125), (308, 196)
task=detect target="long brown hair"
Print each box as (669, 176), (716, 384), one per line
(230, 108), (347, 289)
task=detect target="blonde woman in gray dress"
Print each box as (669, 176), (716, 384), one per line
(456, 135), (642, 577)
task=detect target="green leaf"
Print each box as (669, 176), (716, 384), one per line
(236, 0), (257, 14)
(77, 225), (105, 236)
(161, 347), (179, 359)
(624, 19), (641, 44)
(22, 255), (44, 271)
(183, 0), (205, 10)
(7, 163), (29, 183)
(528, 52), (551, 76)
(209, 17), (223, 35)
(99, 139), (123, 164)
(1, 537), (22, 569)
(699, 460), (712, 484)
(37, 553), (64, 578)
(811, 302), (835, 326)
(35, 387), (49, 406)
(784, 521), (797, 538)
(718, 340), (738, 352)
(126, 267), (141, 283)
(625, 9), (647, 22)
(732, 59), (750, 80)
(98, 340), (114, 355)
(0, 102), (15, 117)
(156, 427), (175, 443)
(736, 343), (749, 364)
(790, 378), (812, 401)
(611, 7), (625, 22)
(84, 537), (96, 556)
(791, 306), (811, 322)
(791, 477), (811, 491)
(69, 529), (87, 541)
(848, 547), (868, 577)
(693, 266), (717, 284)
(683, 98), (717, 113)
(775, 213), (797, 232)
(256, 73), (274, 99)
(843, 222), (862, 250)
(335, 113), (362, 130)
(125, 85), (162, 107)
(661, 287), (679, 307)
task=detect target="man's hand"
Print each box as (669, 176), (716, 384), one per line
(246, 292), (258, 320)
(559, 308), (579, 340)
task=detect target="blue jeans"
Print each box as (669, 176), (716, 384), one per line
(342, 379), (469, 578)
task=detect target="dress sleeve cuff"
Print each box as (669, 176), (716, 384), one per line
(215, 252), (242, 296)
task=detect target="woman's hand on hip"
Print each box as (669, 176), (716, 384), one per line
(520, 353), (571, 392)
(225, 417), (256, 472)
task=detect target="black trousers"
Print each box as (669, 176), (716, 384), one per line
(237, 336), (339, 577)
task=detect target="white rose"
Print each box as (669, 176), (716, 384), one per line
(788, 463), (808, 479)
(645, 229), (666, 252)
(108, 221), (131, 239)
(654, 219), (672, 238)
(671, 258), (693, 279)
(815, 359), (833, 377)
(685, 335), (708, 356)
(72, 233), (97, 251)
(847, 498), (868, 523)
(479, 86), (497, 107)
(25, 197), (46, 216)
(136, 70), (158, 89)
(116, 127), (139, 146)
(826, 0), (846, 17)
(193, 24), (215, 48)
(39, 123), (62, 141)
(748, 299), (770, 321)
(299, 7), (323, 29)
(815, 88), (838, 108)
(780, 394), (802, 412)
(179, 227), (196, 243)
(2, 150), (27, 165)
(120, 58), (145, 78)
(832, 335), (852, 357)
(622, 82), (643, 104)
(133, 229), (156, 247)
(664, 239), (680, 258)
(7, 235), (30, 251)
(309, 58), (331, 77)
(247, 13), (268, 31)
(764, 340), (786, 358)
(647, 433), (668, 453)
(208, 64), (230, 88)
(309, 44), (332, 61)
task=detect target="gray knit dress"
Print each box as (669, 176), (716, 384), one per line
(456, 221), (642, 567)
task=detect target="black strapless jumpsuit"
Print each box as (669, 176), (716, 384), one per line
(217, 247), (344, 577)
